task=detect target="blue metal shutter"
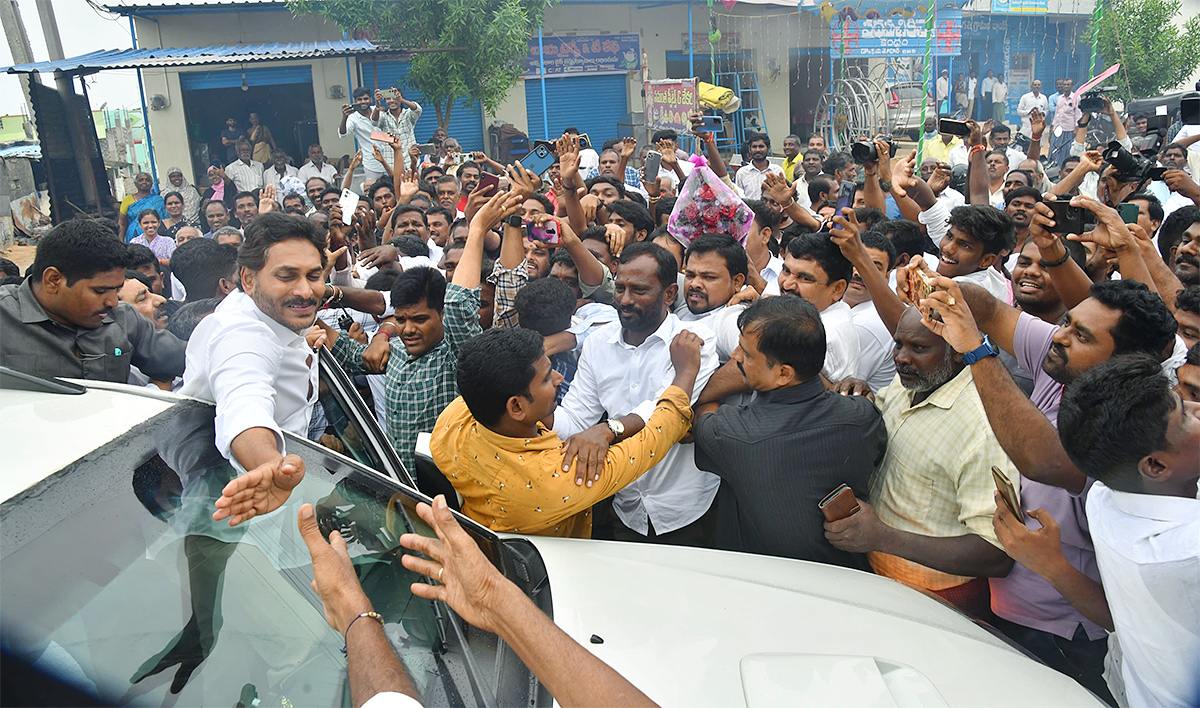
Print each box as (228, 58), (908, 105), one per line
(361, 61), (484, 152)
(525, 74), (628, 146)
(179, 65), (313, 90)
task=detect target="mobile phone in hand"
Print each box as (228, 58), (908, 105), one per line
(819, 484), (861, 522)
(474, 171), (500, 194)
(992, 466), (1021, 519)
(338, 189), (359, 225)
(526, 218), (561, 244)
(644, 150), (663, 183)
(939, 118), (971, 137)
(370, 130), (393, 143)
(1045, 201), (1089, 234)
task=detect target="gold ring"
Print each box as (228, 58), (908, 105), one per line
(438, 568), (444, 582)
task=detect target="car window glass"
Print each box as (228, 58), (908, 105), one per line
(0, 400), (530, 707)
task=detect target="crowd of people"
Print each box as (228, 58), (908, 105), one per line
(1, 80), (1199, 707)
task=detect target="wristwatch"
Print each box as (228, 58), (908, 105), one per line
(505, 214), (523, 229)
(961, 334), (1000, 365)
(605, 418), (625, 441)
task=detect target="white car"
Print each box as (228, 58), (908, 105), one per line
(0, 361), (1106, 707)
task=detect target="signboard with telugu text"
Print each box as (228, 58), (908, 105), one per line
(644, 79), (698, 132)
(992, 0), (1047, 14)
(522, 34), (641, 78)
(830, 10), (962, 58)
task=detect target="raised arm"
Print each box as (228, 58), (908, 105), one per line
(456, 189), (523, 290)
(964, 121), (990, 205)
(1027, 199), (1093, 309)
(830, 208), (908, 335)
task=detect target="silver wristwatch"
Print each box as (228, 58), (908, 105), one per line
(605, 418), (625, 440)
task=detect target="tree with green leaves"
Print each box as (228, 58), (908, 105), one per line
(1091, 0), (1200, 99)
(288, 0), (555, 128)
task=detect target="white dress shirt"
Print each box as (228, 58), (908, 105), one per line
(677, 302), (745, 362)
(225, 159), (265, 193)
(553, 314), (721, 535)
(852, 300), (896, 392)
(1016, 92), (1048, 136)
(1086, 483), (1200, 708)
(340, 111), (387, 175)
(734, 162), (785, 201)
(760, 254), (784, 293)
(936, 187), (965, 211)
(263, 164), (300, 201)
(818, 300), (860, 381)
(178, 289), (318, 466)
(298, 160), (338, 186)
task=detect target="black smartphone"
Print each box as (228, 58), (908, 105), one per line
(1180, 94), (1200, 126)
(1046, 201), (1089, 234)
(939, 118), (971, 137)
(835, 181), (856, 213)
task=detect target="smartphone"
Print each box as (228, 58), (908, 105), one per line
(413, 143), (437, 155)
(338, 189), (359, 225)
(939, 118), (971, 137)
(525, 218), (561, 244)
(1181, 94), (1200, 126)
(818, 484), (861, 522)
(835, 181), (856, 213)
(644, 150), (663, 183)
(369, 130), (393, 143)
(1117, 202), (1140, 225)
(907, 268), (937, 320)
(577, 133), (592, 151)
(380, 88), (397, 99)
(522, 142), (557, 177)
(699, 114), (724, 131)
(1046, 200), (1089, 234)
(991, 466), (1022, 519)
(474, 171), (500, 195)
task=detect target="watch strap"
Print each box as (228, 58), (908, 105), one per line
(962, 335), (1000, 365)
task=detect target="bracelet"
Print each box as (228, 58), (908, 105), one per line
(970, 144), (988, 155)
(779, 199), (796, 210)
(1040, 249), (1071, 268)
(377, 321), (399, 338)
(329, 285), (344, 307)
(1030, 133), (1044, 141)
(341, 611), (384, 655)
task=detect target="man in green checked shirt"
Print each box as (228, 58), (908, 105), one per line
(315, 189), (526, 471)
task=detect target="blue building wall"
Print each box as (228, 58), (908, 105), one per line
(957, 14), (1097, 125)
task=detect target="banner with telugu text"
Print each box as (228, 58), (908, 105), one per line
(644, 79), (698, 132)
(523, 34), (641, 78)
(830, 10), (963, 58)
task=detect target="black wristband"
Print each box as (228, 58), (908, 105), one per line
(1040, 249), (1071, 268)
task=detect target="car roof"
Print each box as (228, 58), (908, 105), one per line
(0, 382), (179, 502)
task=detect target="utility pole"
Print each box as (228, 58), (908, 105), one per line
(0, 0), (41, 132)
(35, 0), (101, 211)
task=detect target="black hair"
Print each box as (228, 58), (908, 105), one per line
(390, 266), (445, 312)
(736, 295), (826, 381)
(0, 257), (19, 277)
(364, 269), (401, 292)
(651, 129), (678, 143)
(625, 191), (648, 208)
(420, 164), (445, 181)
(352, 87), (371, 100)
(1177, 284), (1200, 316)
(388, 235), (431, 258)
(617, 241), (677, 289)
(458, 160), (481, 175)
(1157, 205), (1199, 264)
(745, 131), (771, 149)
(436, 174), (460, 188)
(1187, 341), (1200, 367)
(879, 219), (934, 259)
(28, 220), (133, 285)
(163, 191), (183, 205)
(282, 193), (305, 207)
(124, 269), (153, 290)
(391, 203), (428, 227)
(1089, 279), (1178, 357)
(1126, 192), (1164, 224)
(823, 152), (852, 176)
(549, 248), (576, 271)
(655, 196), (677, 225)
(580, 225), (612, 256)
(523, 193), (555, 215)
(563, 127), (580, 135)
(808, 176), (835, 204)
(1005, 170), (1034, 188)
(606, 200), (654, 235)
(947, 205), (1016, 255)
(171, 239), (238, 301)
(95, 217), (121, 237)
(685, 233), (749, 279)
(585, 174), (626, 199)
(779, 222), (816, 252)
(1058, 354), (1175, 493)
(1004, 186), (1042, 206)
(306, 175), (331, 189)
(233, 191), (257, 205)
(319, 187), (341, 202)
(859, 230), (899, 269)
(988, 149), (1011, 167)
(786, 232), (853, 285)
(804, 148), (824, 159)
(368, 180), (395, 203)
(125, 243), (158, 271)
(136, 209), (161, 224)
(746, 199), (780, 230)
(166, 297), (219, 340)
(1018, 235), (1088, 270)
(237, 212), (328, 286)
(425, 206), (454, 224)
(853, 206), (886, 231)
(456, 327), (544, 428)
(990, 123), (1012, 137)
(514, 277), (577, 336)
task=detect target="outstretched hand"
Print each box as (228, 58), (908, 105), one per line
(297, 503), (374, 634)
(213, 454), (306, 526)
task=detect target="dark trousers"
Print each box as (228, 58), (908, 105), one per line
(603, 496), (720, 548)
(990, 616), (1117, 706)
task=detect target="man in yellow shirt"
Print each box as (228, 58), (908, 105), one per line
(919, 115), (963, 165)
(431, 327), (702, 538)
(780, 134), (803, 184)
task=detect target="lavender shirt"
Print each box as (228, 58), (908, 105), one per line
(130, 233), (177, 262)
(989, 313), (1106, 641)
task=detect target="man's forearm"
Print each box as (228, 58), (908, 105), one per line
(881, 527), (1014, 578)
(697, 360), (750, 405)
(1034, 241), (1091, 309)
(862, 173), (886, 211)
(970, 356), (1086, 493)
(1137, 238), (1184, 310)
(347, 620), (420, 708)
(563, 238), (605, 288)
(968, 151), (989, 205)
(1036, 557), (1114, 631)
(230, 427), (282, 472)
(339, 287), (387, 316)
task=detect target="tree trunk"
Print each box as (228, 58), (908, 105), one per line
(434, 100), (454, 130)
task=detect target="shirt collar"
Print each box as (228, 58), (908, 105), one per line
(222, 290), (307, 347)
(758, 376), (826, 405)
(1109, 488), (1200, 522)
(903, 364), (974, 411)
(608, 311), (677, 348)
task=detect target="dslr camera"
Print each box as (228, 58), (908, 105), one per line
(1103, 141), (1166, 183)
(1079, 86), (1118, 113)
(850, 139), (897, 165)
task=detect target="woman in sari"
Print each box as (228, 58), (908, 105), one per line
(119, 172), (167, 242)
(160, 166), (202, 223)
(161, 191), (196, 239)
(247, 113), (276, 164)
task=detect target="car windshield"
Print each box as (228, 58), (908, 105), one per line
(0, 395), (542, 707)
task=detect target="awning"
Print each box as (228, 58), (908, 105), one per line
(2, 40), (383, 76)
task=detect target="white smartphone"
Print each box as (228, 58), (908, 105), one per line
(338, 189), (359, 225)
(644, 150), (662, 184)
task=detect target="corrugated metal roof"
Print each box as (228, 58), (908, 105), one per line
(0, 144), (41, 159)
(104, 0), (286, 12)
(2, 40), (382, 75)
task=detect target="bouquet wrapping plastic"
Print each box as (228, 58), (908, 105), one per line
(667, 154), (755, 247)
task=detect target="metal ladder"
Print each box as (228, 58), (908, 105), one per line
(714, 70), (766, 152)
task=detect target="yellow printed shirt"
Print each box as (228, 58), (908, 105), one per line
(868, 367), (1020, 591)
(781, 155), (801, 184)
(430, 386), (693, 538)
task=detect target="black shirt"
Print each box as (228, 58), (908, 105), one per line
(694, 377), (887, 568)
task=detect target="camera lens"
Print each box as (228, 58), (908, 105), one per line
(850, 141), (878, 164)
